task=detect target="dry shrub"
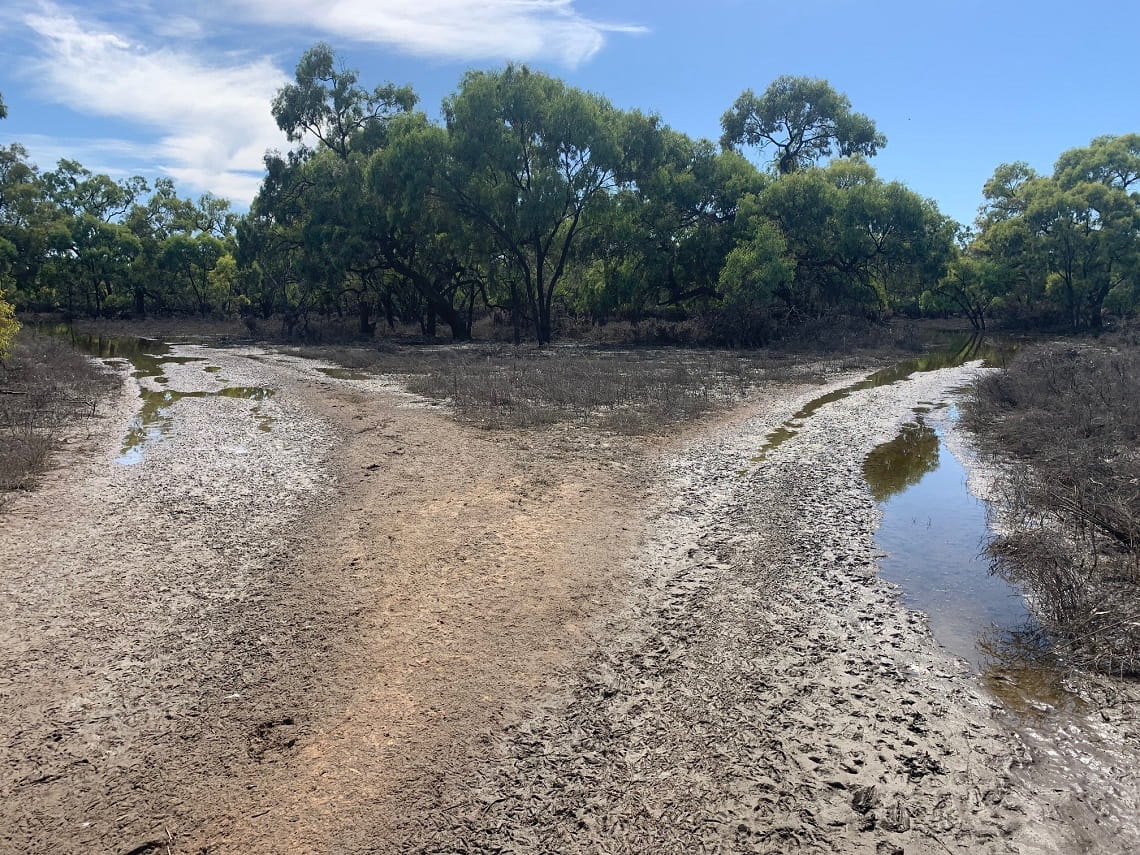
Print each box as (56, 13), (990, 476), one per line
(964, 341), (1140, 675)
(0, 330), (119, 500)
(291, 343), (777, 434)
(398, 347), (761, 434)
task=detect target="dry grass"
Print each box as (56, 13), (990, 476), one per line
(0, 329), (119, 502)
(288, 342), (847, 435)
(963, 339), (1140, 676)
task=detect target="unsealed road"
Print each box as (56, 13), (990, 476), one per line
(2, 344), (1134, 854)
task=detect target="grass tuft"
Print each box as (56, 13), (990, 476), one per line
(0, 329), (119, 502)
(288, 342), (839, 435)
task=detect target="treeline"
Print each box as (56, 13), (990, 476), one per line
(1, 49), (1138, 346)
(934, 135), (1140, 332)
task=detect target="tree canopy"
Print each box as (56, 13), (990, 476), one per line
(1, 47), (1135, 344)
(967, 135), (1140, 330)
(720, 76), (885, 174)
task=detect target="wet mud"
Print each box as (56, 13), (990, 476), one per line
(1, 341), (1136, 854)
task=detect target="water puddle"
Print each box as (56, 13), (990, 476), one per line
(749, 329), (1075, 715)
(865, 408), (1082, 716)
(117, 386), (275, 464)
(753, 334), (1010, 463)
(46, 326), (276, 463)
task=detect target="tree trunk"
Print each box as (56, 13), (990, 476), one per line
(432, 299), (471, 342)
(358, 297), (375, 337)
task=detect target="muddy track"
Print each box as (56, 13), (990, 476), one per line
(1, 346), (1134, 853)
(380, 367), (1049, 855)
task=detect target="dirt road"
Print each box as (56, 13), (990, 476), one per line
(1, 344), (1134, 853)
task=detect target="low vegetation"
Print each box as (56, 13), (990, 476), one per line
(964, 337), (1140, 676)
(296, 343), (814, 434)
(0, 329), (119, 502)
(291, 333), (903, 435)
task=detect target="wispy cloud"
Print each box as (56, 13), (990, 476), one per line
(21, 5), (288, 203)
(9, 0), (642, 203)
(231, 0), (645, 67)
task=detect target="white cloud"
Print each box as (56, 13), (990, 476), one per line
(21, 6), (288, 204)
(0, 132), (162, 177)
(231, 0), (645, 67)
(150, 15), (206, 40)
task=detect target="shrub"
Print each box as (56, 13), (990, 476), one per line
(964, 341), (1140, 675)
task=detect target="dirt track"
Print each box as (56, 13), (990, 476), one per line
(1, 344), (1136, 853)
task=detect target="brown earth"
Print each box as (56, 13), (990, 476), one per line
(1, 344), (1135, 854)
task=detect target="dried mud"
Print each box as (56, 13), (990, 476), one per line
(1, 345), (1136, 854)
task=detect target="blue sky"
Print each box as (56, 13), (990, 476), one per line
(0, 0), (1136, 227)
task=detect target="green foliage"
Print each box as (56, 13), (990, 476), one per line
(924, 254), (1003, 329)
(973, 135), (1140, 329)
(0, 289), (17, 360)
(754, 159), (953, 317)
(1054, 133), (1140, 192)
(442, 63), (654, 344)
(720, 76), (885, 174)
(7, 45), (1128, 343)
(272, 42), (417, 158)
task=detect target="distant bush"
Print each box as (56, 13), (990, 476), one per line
(0, 292), (18, 360)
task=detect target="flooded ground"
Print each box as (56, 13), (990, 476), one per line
(48, 327), (278, 463)
(865, 409), (1085, 714)
(4, 328), (1137, 853)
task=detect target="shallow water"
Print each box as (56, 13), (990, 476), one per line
(868, 414), (1030, 666)
(117, 386), (275, 464)
(865, 407), (1083, 715)
(751, 332), (1077, 715)
(47, 327), (276, 463)
(753, 333), (1012, 463)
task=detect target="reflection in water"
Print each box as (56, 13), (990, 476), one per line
(863, 420), (939, 502)
(753, 333), (1014, 464)
(977, 624), (1083, 717)
(751, 425), (797, 464)
(117, 387), (275, 464)
(45, 326), (277, 464)
(48, 326), (171, 381)
(867, 413), (1081, 714)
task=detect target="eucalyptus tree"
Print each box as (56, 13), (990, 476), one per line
(35, 161), (150, 315)
(716, 200), (796, 344)
(630, 132), (766, 308)
(1054, 134), (1140, 193)
(121, 179), (237, 317)
(1029, 180), (1138, 328)
(720, 76), (885, 175)
(364, 111), (484, 339)
(975, 140), (1140, 329)
(922, 253), (1004, 330)
(41, 160), (147, 222)
(441, 64), (660, 344)
(569, 131), (764, 323)
(248, 43), (431, 336)
(751, 159), (953, 317)
(272, 42), (416, 158)
(0, 144), (67, 311)
(0, 94), (15, 351)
